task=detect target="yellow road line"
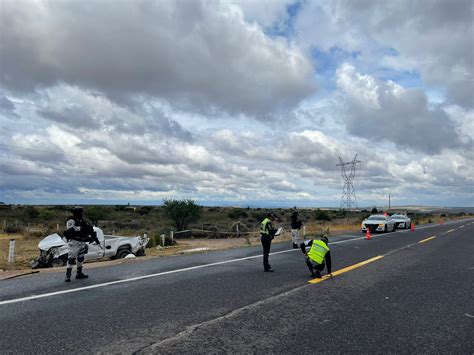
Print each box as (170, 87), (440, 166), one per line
(418, 236), (436, 244)
(446, 229), (456, 234)
(308, 255), (384, 284)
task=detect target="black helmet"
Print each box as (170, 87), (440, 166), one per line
(267, 211), (277, 219)
(72, 206), (84, 216)
(321, 236), (329, 244)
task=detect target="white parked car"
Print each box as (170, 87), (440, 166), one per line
(391, 214), (411, 229)
(31, 227), (149, 269)
(361, 215), (396, 233)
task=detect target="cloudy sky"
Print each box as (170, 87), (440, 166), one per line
(0, 0), (472, 207)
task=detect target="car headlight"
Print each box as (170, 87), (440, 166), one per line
(378, 224), (384, 227)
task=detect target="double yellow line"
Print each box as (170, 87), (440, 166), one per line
(309, 235), (438, 284)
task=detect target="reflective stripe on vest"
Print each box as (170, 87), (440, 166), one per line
(307, 240), (329, 264)
(260, 218), (271, 235)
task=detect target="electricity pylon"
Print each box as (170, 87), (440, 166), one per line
(337, 154), (362, 210)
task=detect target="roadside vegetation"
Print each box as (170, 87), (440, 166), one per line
(0, 203), (471, 270)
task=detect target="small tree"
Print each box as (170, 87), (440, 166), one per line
(87, 206), (108, 226)
(371, 207), (378, 214)
(163, 199), (201, 231)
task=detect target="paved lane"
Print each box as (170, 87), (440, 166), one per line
(0, 219), (472, 353)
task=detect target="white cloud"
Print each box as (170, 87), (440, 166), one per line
(0, 0), (315, 116)
(295, 0), (473, 108)
(336, 63), (461, 154)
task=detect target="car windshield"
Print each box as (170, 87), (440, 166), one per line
(368, 215), (386, 221)
(392, 215), (404, 219)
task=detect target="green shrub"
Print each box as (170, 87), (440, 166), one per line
(335, 209), (347, 218)
(24, 206), (39, 219)
(313, 209), (331, 221)
(227, 209), (248, 219)
(38, 210), (55, 220)
(252, 212), (267, 222)
(138, 206), (154, 215)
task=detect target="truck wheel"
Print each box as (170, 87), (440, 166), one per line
(52, 257), (66, 267)
(116, 247), (131, 259)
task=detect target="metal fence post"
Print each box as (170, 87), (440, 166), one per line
(8, 238), (15, 270)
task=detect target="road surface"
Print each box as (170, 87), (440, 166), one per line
(1, 219), (473, 353)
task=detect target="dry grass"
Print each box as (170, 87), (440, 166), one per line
(0, 234), (42, 270)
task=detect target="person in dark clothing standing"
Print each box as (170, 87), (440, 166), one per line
(63, 206), (100, 282)
(290, 208), (303, 248)
(300, 236), (332, 278)
(260, 212), (278, 272)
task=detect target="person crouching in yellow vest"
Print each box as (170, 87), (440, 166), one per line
(300, 236), (332, 278)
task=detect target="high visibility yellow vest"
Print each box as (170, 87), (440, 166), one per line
(307, 240), (329, 264)
(260, 218), (271, 236)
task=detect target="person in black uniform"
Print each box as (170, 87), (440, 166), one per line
(63, 206), (99, 282)
(260, 212), (278, 272)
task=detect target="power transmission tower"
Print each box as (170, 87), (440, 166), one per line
(337, 154), (362, 210)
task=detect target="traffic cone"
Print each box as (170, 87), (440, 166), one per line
(410, 222), (415, 231)
(365, 229), (371, 240)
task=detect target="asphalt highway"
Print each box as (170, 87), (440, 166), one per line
(0, 219), (473, 353)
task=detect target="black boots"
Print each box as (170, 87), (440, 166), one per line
(66, 267), (89, 281)
(76, 267), (89, 279)
(65, 268), (72, 282)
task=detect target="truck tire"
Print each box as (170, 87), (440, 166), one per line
(52, 256), (67, 267)
(116, 247), (131, 259)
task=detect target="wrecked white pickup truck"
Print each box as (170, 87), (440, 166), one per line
(31, 227), (149, 269)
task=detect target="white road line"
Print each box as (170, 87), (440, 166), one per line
(1, 219), (472, 306)
(0, 250), (299, 306)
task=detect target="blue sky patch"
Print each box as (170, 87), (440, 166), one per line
(311, 47), (360, 90)
(265, 1), (303, 39)
(376, 68), (422, 88)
